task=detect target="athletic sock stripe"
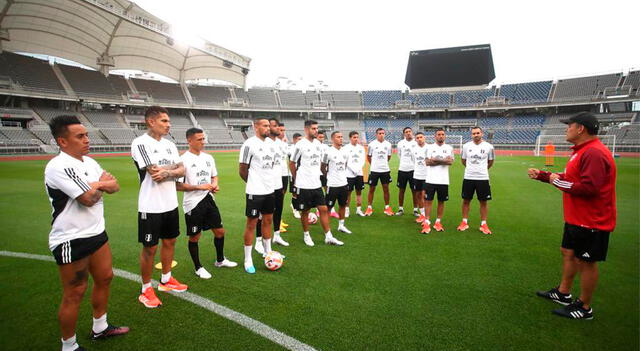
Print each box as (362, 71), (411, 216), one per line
(66, 242), (71, 263)
(64, 168), (91, 192)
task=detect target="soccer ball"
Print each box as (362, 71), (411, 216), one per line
(308, 212), (318, 224)
(264, 251), (284, 271)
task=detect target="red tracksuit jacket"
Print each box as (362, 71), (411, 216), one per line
(536, 138), (617, 232)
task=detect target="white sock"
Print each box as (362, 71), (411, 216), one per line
(481, 220), (487, 225)
(161, 271), (171, 284)
(367, 205), (372, 209)
(463, 218), (468, 223)
(398, 206), (403, 211)
(420, 208), (425, 216)
(436, 218), (441, 223)
(92, 313), (108, 334)
(325, 231), (334, 239)
(244, 245), (253, 266)
(339, 219), (345, 226)
(414, 207), (418, 212)
(384, 205), (390, 209)
(61, 335), (78, 351)
(141, 282), (152, 293)
(304, 231), (310, 236)
(357, 206), (362, 211)
(263, 237), (272, 253)
(426, 219), (431, 225)
(274, 230), (280, 236)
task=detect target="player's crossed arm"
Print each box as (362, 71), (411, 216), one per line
(148, 162), (185, 182)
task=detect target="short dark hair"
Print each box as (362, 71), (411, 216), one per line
(186, 127), (203, 139)
(348, 131), (359, 137)
(318, 130), (326, 136)
(435, 128), (445, 133)
(279, 122), (285, 127)
(376, 128), (385, 133)
(49, 115), (81, 139)
(331, 131), (341, 137)
(268, 117), (280, 125)
(304, 120), (318, 127)
(145, 106), (169, 120)
(254, 117), (268, 124)
(292, 133), (302, 139)
(415, 131), (424, 136)
(471, 126), (483, 132)
(402, 127), (413, 133)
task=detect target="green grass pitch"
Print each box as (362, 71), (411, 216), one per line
(0, 152), (638, 350)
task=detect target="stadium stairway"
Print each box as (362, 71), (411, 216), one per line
(51, 64), (77, 97)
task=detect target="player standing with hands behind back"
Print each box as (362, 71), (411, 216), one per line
(529, 112), (616, 320)
(458, 126), (494, 235)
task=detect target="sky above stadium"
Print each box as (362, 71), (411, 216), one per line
(135, 0), (639, 90)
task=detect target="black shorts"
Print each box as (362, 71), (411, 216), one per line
(368, 171), (392, 186)
(281, 176), (289, 193)
(52, 231), (108, 265)
(562, 223), (610, 262)
(461, 179), (492, 201)
(138, 208), (180, 247)
(245, 193), (276, 218)
(320, 175), (327, 187)
(425, 183), (449, 202)
(397, 170), (414, 189)
(412, 178), (426, 192)
(347, 176), (365, 191)
(295, 188), (326, 211)
(185, 195), (223, 235)
(326, 185), (349, 209)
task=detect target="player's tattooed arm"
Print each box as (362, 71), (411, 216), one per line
(97, 171), (119, 194)
(151, 162), (185, 182)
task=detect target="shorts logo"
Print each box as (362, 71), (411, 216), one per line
(192, 226), (198, 233)
(582, 252), (591, 258)
(252, 209), (258, 216)
(145, 234), (152, 242)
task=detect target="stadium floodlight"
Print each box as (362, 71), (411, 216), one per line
(535, 134), (616, 157)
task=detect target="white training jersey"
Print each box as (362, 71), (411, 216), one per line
(367, 139), (393, 173)
(45, 151), (105, 251)
(268, 138), (284, 190)
(180, 151), (218, 213)
(344, 143), (366, 177)
(322, 146), (349, 187)
(397, 139), (417, 172)
(239, 136), (276, 195)
(277, 138), (291, 176)
(131, 133), (181, 213)
(425, 143), (454, 185)
(291, 137), (323, 189)
(412, 143), (429, 180)
(461, 140), (495, 180)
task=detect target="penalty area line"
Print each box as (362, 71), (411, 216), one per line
(0, 250), (318, 351)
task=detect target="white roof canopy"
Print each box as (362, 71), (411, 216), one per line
(0, 0), (250, 86)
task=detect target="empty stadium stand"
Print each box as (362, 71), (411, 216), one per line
(58, 65), (123, 99)
(83, 111), (127, 128)
(247, 89), (277, 107)
(553, 73), (622, 101)
(325, 91), (362, 108)
(0, 52), (66, 94)
(131, 78), (186, 104)
(278, 90), (308, 108)
(453, 88), (496, 107)
(189, 85), (231, 106)
(362, 90), (402, 109)
(498, 81), (552, 104)
(406, 92), (450, 108)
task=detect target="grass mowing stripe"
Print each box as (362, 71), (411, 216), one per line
(0, 250), (318, 351)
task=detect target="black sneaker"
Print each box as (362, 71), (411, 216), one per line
(395, 209), (404, 216)
(552, 299), (593, 320)
(91, 324), (130, 340)
(536, 287), (572, 305)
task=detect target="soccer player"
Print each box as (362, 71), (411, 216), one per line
(177, 128), (237, 280)
(289, 132), (303, 219)
(131, 106), (187, 308)
(365, 128), (394, 216)
(423, 129), (454, 233)
(410, 132), (428, 229)
(344, 131), (366, 217)
(457, 126), (494, 234)
(322, 131), (353, 234)
(290, 120), (344, 246)
(529, 112), (616, 320)
(45, 115), (128, 351)
(239, 118), (276, 273)
(317, 130), (329, 192)
(277, 122), (291, 233)
(396, 127), (417, 216)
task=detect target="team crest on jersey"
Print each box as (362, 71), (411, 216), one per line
(191, 164), (197, 167)
(145, 234), (152, 242)
(167, 149), (172, 154)
(206, 161), (211, 167)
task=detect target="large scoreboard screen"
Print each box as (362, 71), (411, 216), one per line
(405, 44), (495, 89)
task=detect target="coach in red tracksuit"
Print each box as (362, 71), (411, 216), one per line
(528, 112), (616, 320)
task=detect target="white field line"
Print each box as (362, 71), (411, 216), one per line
(0, 250), (318, 351)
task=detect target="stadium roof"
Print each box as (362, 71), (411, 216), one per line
(0, 0), (251, 86)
